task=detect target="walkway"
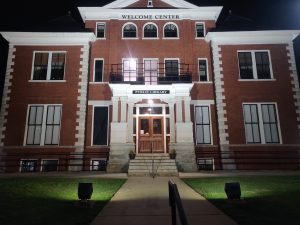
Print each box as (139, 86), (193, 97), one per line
(90, 177), (237, 225)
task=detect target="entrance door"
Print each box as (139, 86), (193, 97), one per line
(139, 117), (164, 153)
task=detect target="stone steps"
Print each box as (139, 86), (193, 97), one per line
(128, 155), (178, 176)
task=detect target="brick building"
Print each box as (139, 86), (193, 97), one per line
(0, 0), (300, 173)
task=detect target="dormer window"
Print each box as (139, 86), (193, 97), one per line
(147, 0), (153, 8)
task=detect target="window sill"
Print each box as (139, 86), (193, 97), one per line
(162, 37), (180, 40)
(195, 37), (205, 40)
(28, 80), (66, 83)
(89, 82), (108, 84)
(194, 81), (213, 84)
(122, 37), (139, 40)
(96, 38), (106, 40)
(238, 79), (276, 82)
(142, 37), (159, 40)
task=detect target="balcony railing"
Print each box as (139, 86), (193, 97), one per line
(109, 63), (192, 85)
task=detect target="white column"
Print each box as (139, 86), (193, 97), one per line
(169, 102), (175, 143)
(112, 97), (119, 122)
(120, 97), (127, 122)
(184, 96), (191, 122)
(127, 102), (134, 142)
(176, 97), (183, 122)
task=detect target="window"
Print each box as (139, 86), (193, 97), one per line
(123, 59), (137, 82)
(94, 59), (104, 82)
(96, 23), (105, 38)
(238, 51), (272, 80)
(123, 23), (137, 38)
(195, 106), (211, 144)
(196, 23), (205, 38)
(164, 23), (178, 38)
(165, 59), (179, 77)
(198, 59), (208, 81)
(243, 103), (280, 144)
(147, 0), (153, 7)
(32, 52), (65, 80)
(42, 160), (58, 172)
(144, 59), (158, 85)
(91, 159), (107, 171)
(26, 105), (61, 145)
(93, 106), (109, 145)
(143, 23), (158, 38)
(21, 160), (38, 172)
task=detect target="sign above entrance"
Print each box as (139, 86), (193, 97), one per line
(121, 14), (180, 20)
(133, 90), (170, 94)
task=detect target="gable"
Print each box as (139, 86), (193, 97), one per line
(125, 0), (175, 8)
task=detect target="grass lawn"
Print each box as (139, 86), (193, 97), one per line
(0, 177), (125, 225)
(183, 176), (300, 225)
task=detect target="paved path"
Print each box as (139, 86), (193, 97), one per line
(90, 177), (237, 225)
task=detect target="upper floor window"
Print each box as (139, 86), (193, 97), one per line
(198, 59), (208, 81)
(196, 23), (205, 38)
(164, 23), (178, 38)
(143, 23), (158, 38)
(123, 23), (137, 38)
(238, 51), (273, 80)
(32, 52), (65, 81)
(165, 59), (179, 77)
(96, 22), (105, 38)
(94, 59), (104, 82)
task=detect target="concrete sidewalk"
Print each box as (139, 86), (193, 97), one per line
(90, 177), (237, 225)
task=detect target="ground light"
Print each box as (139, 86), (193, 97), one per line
(78, 183), (93, 206)
(224, 182), (241, 200)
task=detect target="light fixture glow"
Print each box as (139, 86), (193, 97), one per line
(148, 99), (154, 105)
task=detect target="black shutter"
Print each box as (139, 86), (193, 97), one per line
(93, 107), (108, 145)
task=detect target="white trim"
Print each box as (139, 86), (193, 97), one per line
(143, 58), (159, 84)
(23, 104), (62, 146)
(206, 30), (300, 45)
(197, 58), (209, 82)
(90, 158), (107, 171)
(93, 58), (104, 82)
(142, 22), (159, 39)
(30, 51), (66, 81)
(88, 101), (112, 106)
(1, 32), (96, 45)
(195, 22), (206, 39)
(164, 58), (180, 76)
(20, 159), (38, 172)
(91, 105), (110, 147)
(122, 22), (138, 39)
(28, 80), (66, 83)
(96, 22), (106, 39)
(237, 50), (274, 80)
(191, 100), (215, 105)
(242, 102), (282, 144)
(40, 159), (59, 172)
(194, 105), (214, 145)
(163, 22), (179, 39)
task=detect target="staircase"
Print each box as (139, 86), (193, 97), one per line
(128, 154), (178, 176)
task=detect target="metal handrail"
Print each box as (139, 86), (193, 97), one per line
(168, 180), (189, 225)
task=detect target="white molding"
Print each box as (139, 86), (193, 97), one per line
(88, 100), (112, 106)
(122, 22), (138, 39)
(191, 100), (215, 105)
(142, 22), (159, 39)
(78, 7), (223, 22)
(163, 22), (179, 39)
(206, 30), (300, 45)
(1, 32), (96, 46)
(0, 46), (16, 147)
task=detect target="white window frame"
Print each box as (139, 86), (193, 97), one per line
(91, 105), (110, 146)
(194, 104), (213, 145)
(237, 50), (275, 81)
(41, 159), (59, 172)
(20, 159), (38, 172)
(197, 58), (211, 82)
(163, 22), (179, 39)
(122, 22), (138, 39)
(143, 58), (159, 85)
(122, 58), (138, 81)
(96, 22), (106, 39)
(242, 102), (282, 144)
(24, 104), (62, 146)
(30, 51), (66, 82)
(142, 22), (159, 39)
(195, 22), (205, 39)
(92, 58), (104, 83)
(90, 158), (107, 171)
(164, 58), (180, 77)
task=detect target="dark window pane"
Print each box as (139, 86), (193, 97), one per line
(164, 24), (178, 37)
(95, 60), (104, 82)
(243, 104), (261, 143)
(97, 23), (105, 38)
(42, 160), (58, 172)
(144, 24), (157, 37)
(123, 24), (137, 38)
(21, 160), (37, 172)
(196, 23), (204, 37)
(255, 52), (271, 79)
(26, 106), (44, 145)
(44, 105), (61, 145)
(238, 52), (253, 79)
(198, 60), (207, 81)
(153, 119), (162, 134)
(93, 107), (108, 145)
(33, 53), (48, 80)
(165, 60), (179, 77)
(91, 159), (107, 171)
(195, 106), (211, 144)
(51, 53), (65, 80)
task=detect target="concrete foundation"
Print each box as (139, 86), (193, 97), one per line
(170, 142), (197, 172)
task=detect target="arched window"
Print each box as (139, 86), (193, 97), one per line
(143, 23), (158, 38)
(123, 23), (137, 38)
(164, 23), (178, 38)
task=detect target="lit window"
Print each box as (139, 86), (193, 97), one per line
(96, 23), (105, 38)
(144, 23), (158, 38)
(164, 23), (178, 38)
(33, 52), (65, 80)
(196, 23), (205, 38)
(123, 59), (137, 82)
(123, 23), (137, 38)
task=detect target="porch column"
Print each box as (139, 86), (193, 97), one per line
(112, 96), (119, 122)
(175, 97), (183, 122)
(127, 102), (134, 143)
(184, 96), (191, 122)
(120, 97), (127, 123)
(169, 102), (175, 143)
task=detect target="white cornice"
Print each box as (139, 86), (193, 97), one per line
(78, 7), (223, 22)
(205, 30), (300, 45)
(0, 32), (96, 46)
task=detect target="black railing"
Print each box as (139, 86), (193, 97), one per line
(169, 180), (189, 225)
(109, 62), (192, 85)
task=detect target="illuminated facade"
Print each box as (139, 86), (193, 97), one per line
(1, 0), (300, 173)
